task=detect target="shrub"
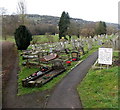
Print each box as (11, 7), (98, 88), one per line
(14, 25), (32, 50)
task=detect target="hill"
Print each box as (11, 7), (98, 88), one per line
(26, 14), (118, 29)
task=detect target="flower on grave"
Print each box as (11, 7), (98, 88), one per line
(41, 67), (49, 72)
(80, 51), (83, 55)
(66, 61), (71, 66)
(72, 58), (77, 61)
(41, 69), (45, 72)
(32, 73), (37, 76)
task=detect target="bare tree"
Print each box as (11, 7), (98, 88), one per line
(81, 23), (96, 37)
(0, 7), (7, 16)
(0, 7), (8, 40)
(107, 26), (117, 35)
(17, 0), (27, 25)
(0, 8), (21, 40)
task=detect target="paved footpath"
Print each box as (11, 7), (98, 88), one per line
(46, 51), (98, 108)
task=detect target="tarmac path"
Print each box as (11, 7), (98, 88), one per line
(2, 42), (50, 108)
(46, 51), (98, 108)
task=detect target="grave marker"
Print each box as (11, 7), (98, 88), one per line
(71, 52), (79, 60)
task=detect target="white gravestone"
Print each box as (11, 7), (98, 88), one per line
(98, 48), (113, 65)
(49, 48), (53, 53)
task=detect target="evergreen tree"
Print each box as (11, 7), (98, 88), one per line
(95, 21), (107, 35)
(102, 22), (107, 34)
(58, 11), (70, 39)
(14, 25), (32, 50)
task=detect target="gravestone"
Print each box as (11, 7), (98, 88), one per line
(64, 48), (70, 54)
(28, 81), (36, 87)
(82, 38), (86, 46)
(111, 38), (116, 49)
(31, 45), (36, 51)
(98, 39), (102, 45)
(115, 36), (119, 50)
(52, 59), (65, 69)
(88, 38), (92, 50)
(92, 38), (95, 42)
(60, 42), (65, 48)
(94, 36), (98, 41)
(71, 39), (75, 48)
(78, 46), (85, 55)
(49, 48), (53, 53)
(71, 52), (79, 60)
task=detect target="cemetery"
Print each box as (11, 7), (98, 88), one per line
(2, 31), (119, 108)
(18, 36), (98, 93)
(14, 33), (118, 108)
(17, 34), (118, 94)
(1, 2), (119, 108)
(2, 23), (119, 108)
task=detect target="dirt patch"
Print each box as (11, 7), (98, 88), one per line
(2, 41), (17, 89)
(113, 59), (120, 66)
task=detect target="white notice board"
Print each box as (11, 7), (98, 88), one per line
(98, 48), (113, 65)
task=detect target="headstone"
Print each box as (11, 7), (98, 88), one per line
(78, 46), (85, 55)
(52, 59), (65, 69)
(64, 48), (70, 54)
(36, 81), (42, 87)
(49, 48), (53, 53)
(94, 36), (98, 41)
(98, 39), (102, 45)
(71, 52), (79, 60)
(92, 38), (95, 42)
(32, 45), (36, 51)
(88, 38), (92, 50)
(115, 37), (119, 50)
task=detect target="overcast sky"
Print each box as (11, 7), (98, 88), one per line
(1, 0), (119, 23)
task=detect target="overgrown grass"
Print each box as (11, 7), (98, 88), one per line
(77, 51), (119, 108)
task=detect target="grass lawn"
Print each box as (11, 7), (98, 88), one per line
(1, 36), (15, 42)
(1, 34), (114, 44)
(1, 35), (78, 44)
(77, 51), (119, 108)
(32, 35), (59, 43)
(32, 35), (79, 44)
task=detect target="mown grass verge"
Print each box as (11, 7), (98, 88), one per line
(77, 51), (119, 108)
